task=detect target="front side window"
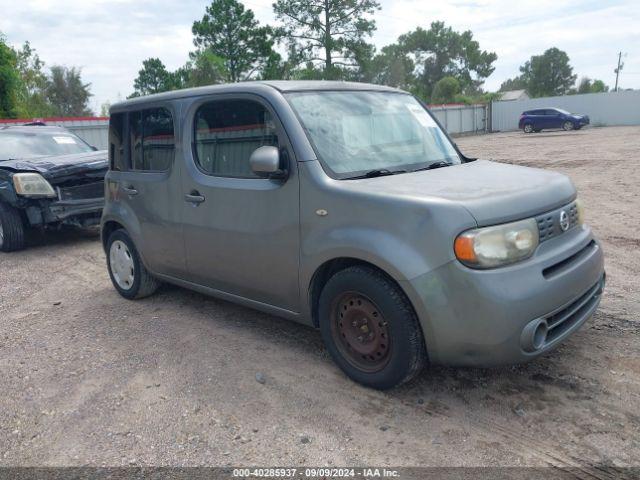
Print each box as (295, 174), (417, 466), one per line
(194, 100), (278, 178)
(129, 107), (175, 172)
(285, 91), (460, 179)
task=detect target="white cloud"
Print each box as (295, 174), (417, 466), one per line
(1, 0), (638, 114)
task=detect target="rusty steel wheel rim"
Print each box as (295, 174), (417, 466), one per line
(330, 292), (391, 373)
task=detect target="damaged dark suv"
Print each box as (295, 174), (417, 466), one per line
(0, 125), (108, 252)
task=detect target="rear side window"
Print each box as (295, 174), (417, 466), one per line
(194, 100), (278, 178)
(129, 107), (175, 172)
(109, 113), (126, 171)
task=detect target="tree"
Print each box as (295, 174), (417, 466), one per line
(15, 41), (52, 117)
(0, 33), (22, 118)
(590, 79), (608, 93)
(183, 50), (227, 87)
(192, 0), (276, 82)
(431, 76), (460, 104)
(518, 47), (576, 97)
(100, 101), (111, 117)
(131, 58), (178, 97)
(499, 76), (527, 92)
(577, 76), (592, 94)
(46, 66), (93, 116)
(393, 22), (497, 100)
(368, 44), (414, 89)
(273, 0), (380, 79)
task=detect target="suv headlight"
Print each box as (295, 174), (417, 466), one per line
(454, 218), (539, 268)
(12, 173), (56, 198)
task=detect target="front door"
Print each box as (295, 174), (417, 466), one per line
(544, 109), (562, 129)
(180, 96), (300, 312)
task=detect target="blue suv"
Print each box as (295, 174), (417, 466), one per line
(519, 108), (590, 133)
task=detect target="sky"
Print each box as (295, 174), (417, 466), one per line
(1, 0), (639, 115)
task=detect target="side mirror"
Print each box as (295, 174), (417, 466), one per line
(90, 145), (98, 151)
(250, 146), (286, 179)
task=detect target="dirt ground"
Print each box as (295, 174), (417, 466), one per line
(1, 126), (639, 471)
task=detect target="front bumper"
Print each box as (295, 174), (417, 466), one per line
(25, 197), (104, 228)
(402, 224), (605, 367)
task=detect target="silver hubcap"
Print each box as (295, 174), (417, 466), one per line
(564, 122), (573, 130)
(0, 222), (4, 248)
(524, 125), (532, 132)
(109, 240), (135, 290)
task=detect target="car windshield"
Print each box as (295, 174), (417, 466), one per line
(556, 108), (571, 115)
(0, 130), (93, 161)
(286, 91), (461, 178)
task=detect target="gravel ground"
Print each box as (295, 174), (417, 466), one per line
(1, 126), (638, 471)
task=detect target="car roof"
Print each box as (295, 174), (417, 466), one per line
(111, 80), (405, 112)
(0, 125), (73, 135)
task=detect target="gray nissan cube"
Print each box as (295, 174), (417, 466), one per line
(101, 81), (605, 390)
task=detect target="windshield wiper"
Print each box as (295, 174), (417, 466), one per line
(412, 161), (453, 172)
(348, 168), (408, 179)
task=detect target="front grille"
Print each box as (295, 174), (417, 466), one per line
(543, 240), (598, 279)
(544, 279), (603, 344)
(57, 181), (104, 201)
(536, 202), (579, 242)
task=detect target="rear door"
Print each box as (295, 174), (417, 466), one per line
(108, 106), (185, 277)
(180, 95), (300, 311)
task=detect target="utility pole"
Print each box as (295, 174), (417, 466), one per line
(614, 51), (624, 92)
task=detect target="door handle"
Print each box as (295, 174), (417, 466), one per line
(184, 192), (205, 205)
(122, 186), (139, 196)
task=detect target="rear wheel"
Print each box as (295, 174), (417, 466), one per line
(106, 229), (160, 299)
(0, 203), (26, 252)
(563, 121), (574, 131)
(523, 123), (534, 133)
(318, 266), (426, 390)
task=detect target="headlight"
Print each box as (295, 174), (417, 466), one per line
(454, 218), (539, 269)
(12, 173), (56, 198)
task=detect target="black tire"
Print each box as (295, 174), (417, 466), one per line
(106, 229), (160, 299)
(523, 123), (534, 134)
(534, 129), (541, 133)
(318, 265), (427, 390)
(0, 203), (26, 252)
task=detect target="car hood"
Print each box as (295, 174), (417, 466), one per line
(346, 160), (576, 226)
(0, 150), (108, 183)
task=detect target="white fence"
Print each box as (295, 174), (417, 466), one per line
(491, 90), (640, 132)
(430, 104), (488, 135)
(0, 117), (109, 150)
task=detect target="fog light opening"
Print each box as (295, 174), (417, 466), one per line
(521, 319), (549, 353)
(532, 322), (549, 350)
(532, 321), (548, 351)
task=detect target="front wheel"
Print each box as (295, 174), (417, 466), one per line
(563, 121), (574, 131)
(523, 123), (534, 133)
(318, 266), (427, 390)
(0, 203), (26, 252)
(106, 229), (160, 299)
